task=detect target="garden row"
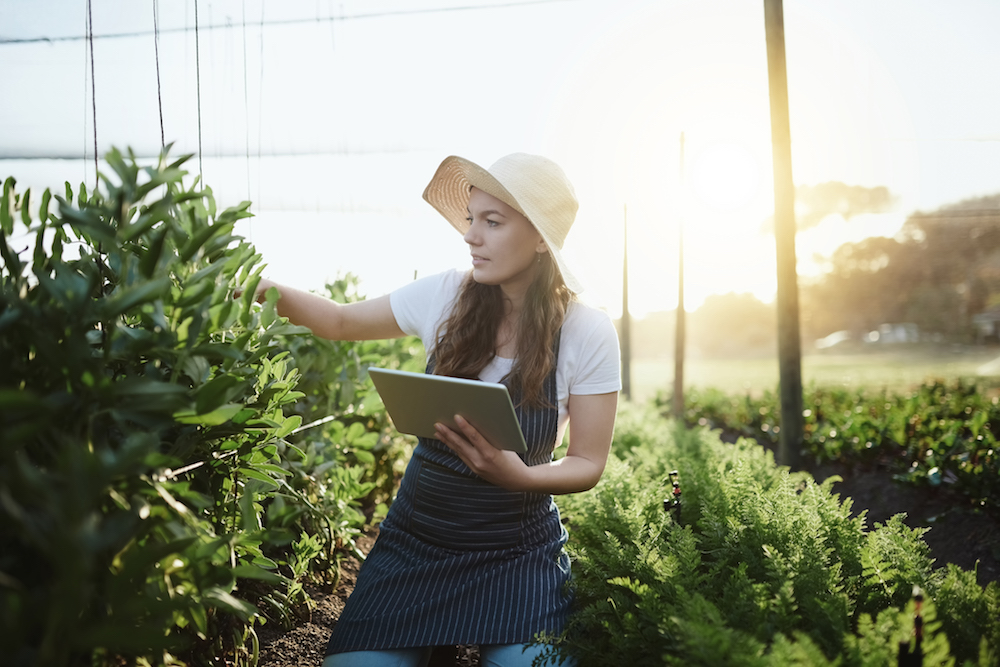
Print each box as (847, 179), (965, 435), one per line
(553, 404), (999, 665)
(663, 380), (1000, 511)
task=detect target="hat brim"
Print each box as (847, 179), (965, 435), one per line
(422, 155), (583, 293)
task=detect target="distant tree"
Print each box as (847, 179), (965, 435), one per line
(801, 236), (908, 339)
(801, 193), (1000, 342)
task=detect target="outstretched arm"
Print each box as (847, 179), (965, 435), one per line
(434, 391), (618, 494)
(242, 278), (406, 341)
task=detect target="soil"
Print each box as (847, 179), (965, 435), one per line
(256, 462), (1000, 667)
(810, 459), (1000, 586)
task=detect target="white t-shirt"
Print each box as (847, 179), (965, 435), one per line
(389, 269), (622, 442)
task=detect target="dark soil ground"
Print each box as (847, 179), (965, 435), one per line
(257, 461), (1000, 667)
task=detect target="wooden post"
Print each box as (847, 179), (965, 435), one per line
(763, 0), (804, 468)
(673, 133), (686, 422)
(621, 205), (632, 401)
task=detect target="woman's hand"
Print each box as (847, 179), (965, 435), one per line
(435, 416), (531, 491)
(436, 392), (618, 495)
(233, 277), (278, 303)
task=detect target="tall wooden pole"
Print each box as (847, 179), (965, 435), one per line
(763, 0), (803, 468)
(673, 133), (686, 422)
(621, 205), (632, 401)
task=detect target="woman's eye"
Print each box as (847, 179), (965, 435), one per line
(486, 219), (500, 227)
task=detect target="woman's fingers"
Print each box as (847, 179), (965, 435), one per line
(232, 278), (276, 303)
(434, 420), (475, 455)
(435, 416), (527, 490)
(452, 415), (488, 448)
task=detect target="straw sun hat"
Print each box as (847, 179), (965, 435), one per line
(422, 153), (583, 293)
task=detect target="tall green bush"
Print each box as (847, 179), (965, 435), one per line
(0, 148), (314, 665)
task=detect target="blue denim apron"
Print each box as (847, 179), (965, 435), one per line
(325, 344), (570, 654)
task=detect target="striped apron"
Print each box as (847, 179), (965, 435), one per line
(325, 344), (571, 654)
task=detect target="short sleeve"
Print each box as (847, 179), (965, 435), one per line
(560, 304), (622, 396)
(388, 269), (466, 349)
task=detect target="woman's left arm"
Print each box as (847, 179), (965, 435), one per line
(435, 391), (618, 494)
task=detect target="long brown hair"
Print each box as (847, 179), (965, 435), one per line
(433, 254), (573, 409)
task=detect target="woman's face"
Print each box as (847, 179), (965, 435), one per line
(464, 188), (547, 295)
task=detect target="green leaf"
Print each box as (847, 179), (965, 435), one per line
(1, 177), (14, 234)
(353, 449), (375, 465)
(240, 482), (262, 532)
(174, 403), (244, 426)
(120, 206), (168, 242)
(195, 374), (245, 415)
(261, 323), (314, 340)
(139, 225), (170, 278)
(239, 269), (264, 324)
(101, 277), (171, 317)
(274, 415), (303, 439)
(231, 565), (287, 584)
(254, 463), (292, 477)
(188, 603), (209, 638)
(179, 221), (234, 263)
(202, 587), (257, 622)
(58, 203), (115, 245)
(239, 467), (280, 489)
(19, 187), (31, 227)
(32, 202), (47, 274)
(251, 555), (279, 569)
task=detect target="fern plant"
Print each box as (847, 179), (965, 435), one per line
(554, 404), (1000, 666)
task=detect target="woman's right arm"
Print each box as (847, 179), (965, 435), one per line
(247, 278), (406, 341)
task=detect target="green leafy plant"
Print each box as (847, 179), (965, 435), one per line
(257, 276), (424, 597)
(665, 380), (1000, 511)
(0, 147), (313, 665)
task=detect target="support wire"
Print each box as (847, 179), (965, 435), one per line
(86, 0), (98, 190)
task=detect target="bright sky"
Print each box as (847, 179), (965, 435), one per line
(3, 0), (999, 317)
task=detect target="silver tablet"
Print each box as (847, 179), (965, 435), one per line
(368, 367), (527, 453)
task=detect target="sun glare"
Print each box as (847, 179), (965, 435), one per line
(689, 141), (763, 213)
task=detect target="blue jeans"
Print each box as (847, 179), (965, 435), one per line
(321, 643), (574, 667)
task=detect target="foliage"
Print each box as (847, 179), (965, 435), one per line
(262, 276), (424, 595)
(800, 194), (1000, 342)
(664, 379), (1000, 512)
(0, 149), (412, 665)
(276, 276), (423, 505)
(552, 404), (1000, 666)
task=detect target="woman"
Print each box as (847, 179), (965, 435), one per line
(250, 153), (620, 666)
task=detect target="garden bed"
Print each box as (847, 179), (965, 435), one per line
(257, 457), (1000, 666)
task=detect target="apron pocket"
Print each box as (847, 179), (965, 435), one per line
(408, 458), (525, 551)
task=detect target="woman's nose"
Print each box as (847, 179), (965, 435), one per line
(463, 222), (480, 245)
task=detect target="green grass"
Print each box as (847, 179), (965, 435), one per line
(628, 343), (1000, 403)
